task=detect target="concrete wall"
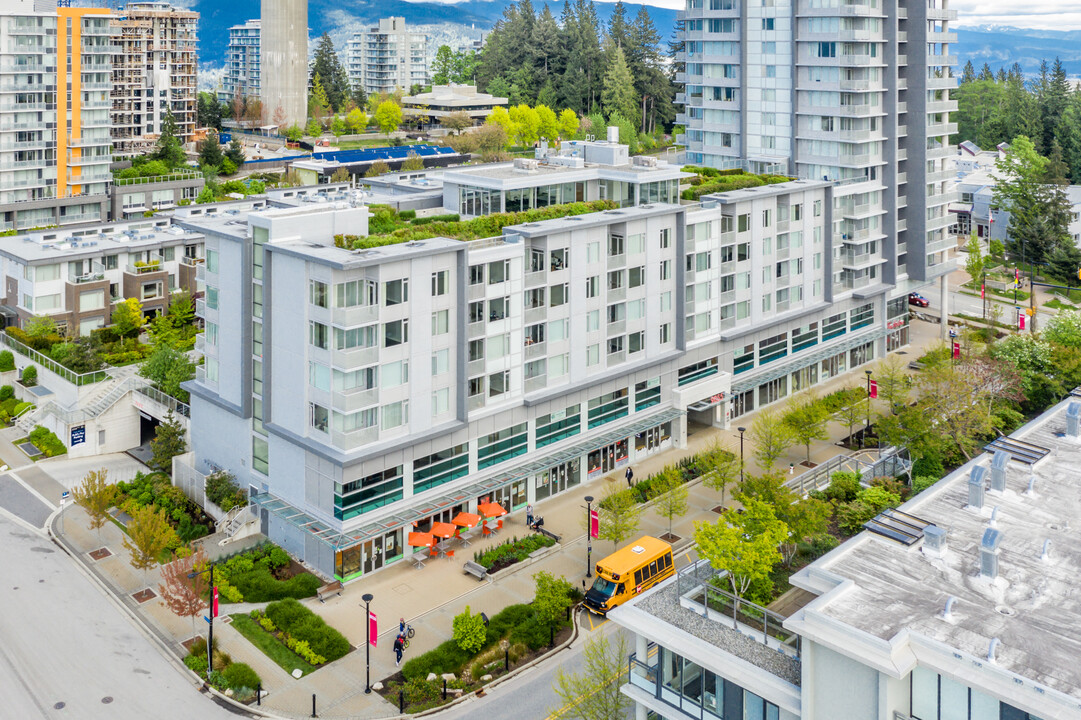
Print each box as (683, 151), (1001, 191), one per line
(803, 641), (880, 720)
(37, 398), (141, 460)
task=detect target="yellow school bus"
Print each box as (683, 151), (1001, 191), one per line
(583, 536), (674, 615)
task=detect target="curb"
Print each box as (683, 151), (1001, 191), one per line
(47, 504), (290, 720)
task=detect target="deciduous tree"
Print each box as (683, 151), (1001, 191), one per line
(374, 100), (402, 137)
(442, 110), (472, 135)
(123, 505), (174, 581)
(533, 571), (574, 628)
(782, 391), (828, 464)
(159, 547), (209, 638)
(874, 355), (910, 414)
(71, 468), (115, 538)
(111, 297), (145, 339)
(596, 482), (640, 551)
(695, 498), (787, 614)
(649, 468), (688, 538)
(551, 633), (630, 720)
(695, 440), (739, 505)
(748, 406), (795, 469)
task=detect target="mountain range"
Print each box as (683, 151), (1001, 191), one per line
(190, 1), (1081, 80)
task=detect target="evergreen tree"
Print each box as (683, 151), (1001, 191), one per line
(1042, 57), (1071, 151)
(197, 135), (223, 168)
(310, 33), (349, 112)
(530, 5), (561, 78)
(978, 63), (994, 81)
(196, 91), (223, 130)
(608, 0), (631, 51)
(151, 112), (185, 169)
(601, 42), (638, 126)
(224, 139), (245, 169)
(629, 7), (672, 133)
(961, 60), (976, 84)
(150, 412), (186, 474)
(1054, 95), (1081, 183)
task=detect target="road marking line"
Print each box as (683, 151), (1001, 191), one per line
(8, 470), (58, 511)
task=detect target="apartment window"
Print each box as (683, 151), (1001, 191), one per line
(469, 339), (484, 362)
(660, 261), (671, 281)
(659, 228), (671, 248)
(587, 310), (601, 332)
(309, 321), (328, 349)
(333, 367), (376, 392)
(309, 403), (329, 433)
(468, 376), (485, 397)
(587, 242), (600, 263)
(608, 336), (624, 355)
(551, 283), (569, 306)
(587, 388), (629, 428)
(587, 343), (600, 366)
(608, 270), (625, 291)
(381, 360), (409, 389)
(607, 303), (626, 324)
(549, 353), (569, 378)
(628, 233), (645, 255)
(792, 322), (819, 352)
(550, 248), (568, 271)
(431, 270), (448, 296)
(738, 214), (750, 232)
(678, 357), (719, 386)
(335, 325), (376, 350)
(526, 323), (545, 345)
(469, 301), (484, 324)
(488, 296), (510, 321)
(432, 309), (449, 335)
(629, 266), (645, 288)
(759, 332), (788, 364)
(659, 323), (671, 344)
(309, 279), (328, 308)
(413, 443), (470, 493)
(432, 388), (450, 416)
(586, 276), (600, 298)
(336, 279), (377, 307)
(469, 264), (484, 285)
(381, 400), (408, 430)
(206, 249), (219, 273)
(489, 370), (509, 397)
(850, 302), (874, 329)
(104, 254), (118, 270)
(628, 331), (644, 354)
(385, 278), (408, 306)
(384, 319), (408, 347)
(488, 259), (510, 284)
(549, 318), (568, 341)
(814, 199), (823, 216)
(608, 234), (625, 257)
(762, 17), (775, 29)
(309, 362), (330, 391)
(536, 404), (582, 447)
(525, 358), (546, 379)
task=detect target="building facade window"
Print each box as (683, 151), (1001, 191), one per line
(413, 443), (470, 493)
(478, 423), (529, 469)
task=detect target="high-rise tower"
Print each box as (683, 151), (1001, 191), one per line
(260, 0), (307, 128)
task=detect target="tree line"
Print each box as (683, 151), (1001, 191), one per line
(954, 58), (1081, 183)
(475, 0), (675, 134)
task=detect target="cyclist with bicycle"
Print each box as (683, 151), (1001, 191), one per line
(394, 618), (416, 667)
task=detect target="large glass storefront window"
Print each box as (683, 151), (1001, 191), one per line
(535, 459), (581, 500)
(335, 528), (403, 580)
(587, 438), (629, 479)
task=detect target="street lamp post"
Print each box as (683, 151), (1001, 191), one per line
(865, 369), (873, 450)
(584, 495), (594, 578)
(737, 427), (746, 484)
(362, 593), (374, 694)
(187, 562), (216, 678)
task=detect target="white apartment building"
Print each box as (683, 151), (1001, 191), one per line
(181, 149), (907, 581)
(347, 17), (428, 96)
(0, 1), (113, 232)
(676, 0), (958, 326)
(0, 217), (205, 335)
(611, 398), (1081, 720)
(111, 2), (199, 156)
(219, 19), (260, 106)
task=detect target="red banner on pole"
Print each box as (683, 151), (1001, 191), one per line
(369, 612), (378, 648)
(589, 509), (599, 539)
(868, 380), (878, 399)
(981, 283), (985, 299)
(952, 341), (961, 359)
(1018, 310), (1026, 331)
(212, 587), (219, 618)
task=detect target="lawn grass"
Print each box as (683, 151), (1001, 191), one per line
(229, 613), (316, 676)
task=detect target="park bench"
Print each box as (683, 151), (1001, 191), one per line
(463, 561), (488, 581)
(317, 580), (343, 603)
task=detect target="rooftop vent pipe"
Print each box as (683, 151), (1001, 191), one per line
(1041, 539), (1052, 561)
(606, 126), (619, 144)
(968, 466), (987, 509)
(990, 450), (1009, 493)
(987, 638), (1000, 663)
(1067, 401), (1081, 438)
(990, 506), (1001, 528)
(980, 527), (1002, 581)
(923, 525), (948, 557)
(942, 596), (957, 620)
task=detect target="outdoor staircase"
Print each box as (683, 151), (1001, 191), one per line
(14, 404), (44, 435)
(216, 504), (259, 547)
(19, 375), (146, 434)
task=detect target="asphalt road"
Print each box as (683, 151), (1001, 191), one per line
(0, 513), (243, 720)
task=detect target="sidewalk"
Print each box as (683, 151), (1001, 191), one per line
(49, 317), (946, 719)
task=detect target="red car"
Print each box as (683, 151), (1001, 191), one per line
(908, 292), (930, 307)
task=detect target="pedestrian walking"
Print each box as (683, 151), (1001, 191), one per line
(625, 466), (634, 487)
(526, 503), (534, 527)
(393, 633), (405, 667)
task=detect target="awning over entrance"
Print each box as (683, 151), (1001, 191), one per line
(251, 405), (685, 553)
(687, 393), (726, 412)
(730, 328), (890, 395)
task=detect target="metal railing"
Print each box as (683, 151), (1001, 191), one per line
(113, 171), (202, 187)
(134, 382), (191, 419)
(0, 332), (108, 386)
(677, 559), (801, 659)
(786, 446), (911, 495)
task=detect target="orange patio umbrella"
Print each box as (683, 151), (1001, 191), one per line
(407, 531), (435, 548)
(451, 511), (482, 528)
(429, 522), (457, 540)
(477, 502), (507, 519)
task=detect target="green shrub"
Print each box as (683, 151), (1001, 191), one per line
(452, 605), (487, 654)
(264, 598), (350, 662)
(836, 500), (877, 535)
(486, 603), (532, 641)
(797, 533), (839, 560)
(184, 653), (208, 674)
(0, 385), (13, 401)
(20, 365), (37, 387)
(912, 475), (939, 494)
(397, 209), (416, 220)
(230, 568), (320, 602)
(401, 638), (473, 681)
(205, 470), (246, 511)
(221, 662), (261, 691)
(509, 614), (550, 650)
(474, 534), (555, 569)
(824, 472), (861, 502)
(857, 486), (901, 513)
(911, 454), (945, 479)
(28, 425), (65, 456)
(0, 351), (13, 371)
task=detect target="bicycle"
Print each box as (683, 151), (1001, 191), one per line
(401, 623), (415, 649)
